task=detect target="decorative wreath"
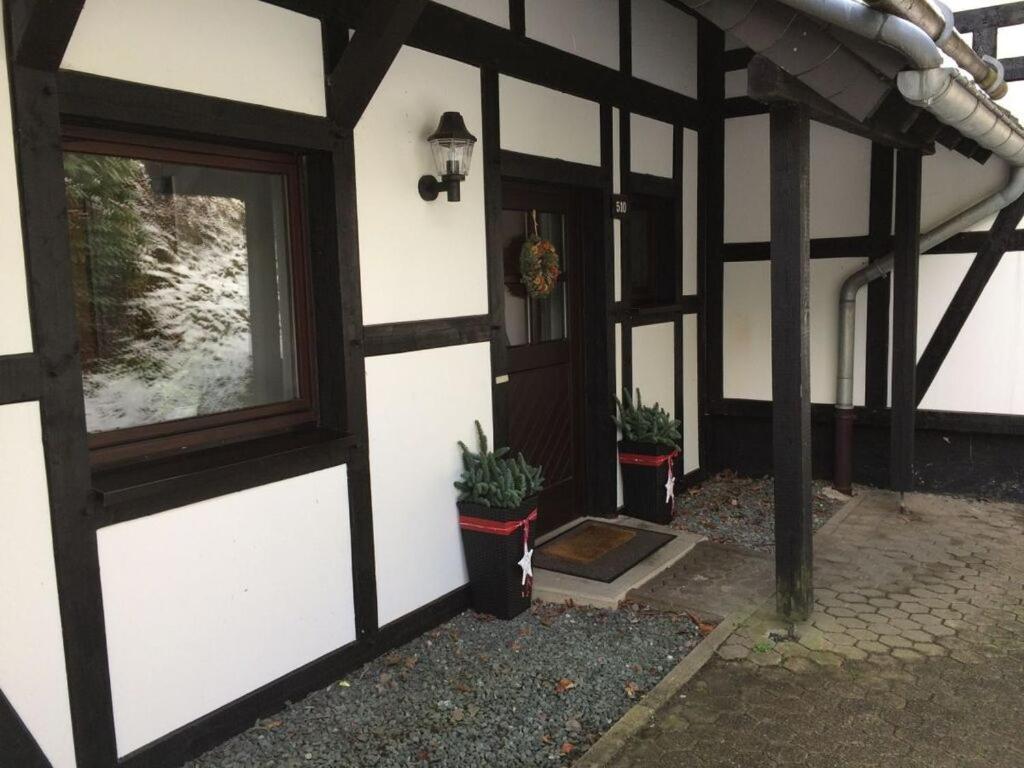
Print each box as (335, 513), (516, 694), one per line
(519, 211), (561, 299)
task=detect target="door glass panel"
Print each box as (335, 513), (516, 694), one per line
(502, 206), (569, 346)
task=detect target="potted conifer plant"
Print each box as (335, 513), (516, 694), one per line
(615, 389), (682, 525)
(455, 421), (545, 619)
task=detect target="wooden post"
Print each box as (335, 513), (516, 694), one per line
(890, 149), (923, 504)
(770, 103), (813, 620)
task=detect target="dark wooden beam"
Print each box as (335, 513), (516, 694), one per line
(363, 315), (491, 356)
(865, 144), (895, 408)
(0, 688), (51, 768)
(955, 2), (1024, 31)
(9, 0), (84, 70)
(748, 56), (924, 151)
(509, 0), (525, 36)
(972, 26), (998, 56)
(328, 0), (427, 130)
(769, 102), (813, 621)
(890, 149), (923, 497)
(916, 193), (1024, 404)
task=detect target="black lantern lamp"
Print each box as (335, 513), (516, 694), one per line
(418, 111), (477, 202)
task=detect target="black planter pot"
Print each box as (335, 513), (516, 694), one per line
(619, 440), (676, 525)
(458, 496), (538, 620)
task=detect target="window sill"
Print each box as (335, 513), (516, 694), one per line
(91, 429), (357, 527)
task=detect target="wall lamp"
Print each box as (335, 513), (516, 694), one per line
(418, 111), (477, 203)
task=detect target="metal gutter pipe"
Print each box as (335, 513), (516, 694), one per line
(866, 0), (1008, 98)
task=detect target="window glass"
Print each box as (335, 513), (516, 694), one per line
(64, 148), (301, 435)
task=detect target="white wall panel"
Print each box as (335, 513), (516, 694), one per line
(920, 252), (1024, 414)
(631, 0), (697, 97)
(630, 114), (674, 178)
(435, 0), (509, 26)
(921, 146), (1008, 233)
(0, 403), (75, 768)
(525, 0), (619, 69)
(632, 322), (676, 417)
(722, 259), (868, 404)
(357, 48), (488, 325)
(500, 76), (601, 166)
(63, 0), (326, 116)
(0, 12), (32, 355)
(367, 343), (492, 625)
(683, 128), (699, 295)
(725, 69), (748, 99)
(724, 116), (872, 242)
(98, 467), (355, 756)
(683, 315), (699, 473)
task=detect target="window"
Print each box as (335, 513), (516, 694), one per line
(628, 191), (677, 307)
(63, 129), (316, 465)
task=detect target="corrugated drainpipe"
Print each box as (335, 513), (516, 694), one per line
(832, 67), (1024, 493)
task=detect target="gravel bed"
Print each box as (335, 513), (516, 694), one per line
(672, 471), (847, 551)
(185, 602), (700, 768)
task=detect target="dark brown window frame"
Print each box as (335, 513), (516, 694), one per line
(62, 126), (319, 468)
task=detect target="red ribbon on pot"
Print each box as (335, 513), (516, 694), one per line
(618, 449), (680, 506)
(459, 508), (538, 597)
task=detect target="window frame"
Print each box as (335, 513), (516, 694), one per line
(62, 126), (319, 467)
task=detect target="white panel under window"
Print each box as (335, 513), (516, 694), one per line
(630, 114), (674, 178)
(500, 76), (602, 165)
(0, 403), (75, 768)
(632, 322), (676, 417)
(998, 23), (1024, 58)
(367, 343), (493, 625)
(99, 467), (355, 756)
(631, 0), (698, 97)
(0, 16), (32, 355)
(725, 69), (748, 99)
(919, 252), (1024, 414)
(683, 315), (699, 473)
(682, 128), (699, 295)
(722, 259), (868, 404)
(434, 0), (510, 27)
(725, 115), (873, 242)
(357, 47), (488, 325)
(525, 0), (619, 69)
(921, 146), (1009, 233)
(63, 0), (326, 116)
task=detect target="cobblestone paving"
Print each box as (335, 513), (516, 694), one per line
(614, 491), (1024, 767)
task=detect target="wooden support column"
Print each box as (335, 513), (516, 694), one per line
(890, 149), (923, 499)
(769, 103), (813, 620)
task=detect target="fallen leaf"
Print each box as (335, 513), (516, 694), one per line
(338, 681), (351, 688)
(560, 742), (575, 755)
(554, 678), (576, 694)
(452, 681), (473, 693)
(624, 681), (640, 699)
(540, 734), (552, 744)
(686, 611), (718, 636)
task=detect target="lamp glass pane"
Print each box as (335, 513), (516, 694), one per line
(430, 138), (474, 178)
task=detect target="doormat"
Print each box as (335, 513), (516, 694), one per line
(534, 521), (675, 583)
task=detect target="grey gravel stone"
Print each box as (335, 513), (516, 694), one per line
(673, 471), (844, 551)
(184, 602), (700, 767)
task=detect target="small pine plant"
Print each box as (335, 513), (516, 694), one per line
(455, 421), (544, 508)
(614, 388), (681, 449)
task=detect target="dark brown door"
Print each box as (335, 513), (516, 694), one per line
(501, 181), (586, 536)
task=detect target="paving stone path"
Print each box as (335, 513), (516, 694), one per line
(612, 491), (1024, 767)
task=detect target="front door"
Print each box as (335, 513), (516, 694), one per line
(501, 181), (586, 536)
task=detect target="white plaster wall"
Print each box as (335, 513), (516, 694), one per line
(0, 403), (76, 768)
(631, 0), (698, 98)
(632, 322), (676, 417)
(725, 69), (748, 99)
(367, 343), (493, 626)
(435, 0), (510, 27)
(98, 466), (355, 756)
(722, 259), (868, 404)
(0, 9), (32, 356)
(921, 147), (1008, 233)
(630, 114), (674, 178)
(683, 315), (700, 473)
(499, 76), (601, 166)
(921, 252), (1024, 414)
(63, 0), (326, 116)
(683, 128), (699, 295)
(525, 0), (619, 69)
(357, 47), (487, 325)
(724, 115), (872, 242)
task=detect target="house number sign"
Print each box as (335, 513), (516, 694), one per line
(611, 194), (629, 219)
